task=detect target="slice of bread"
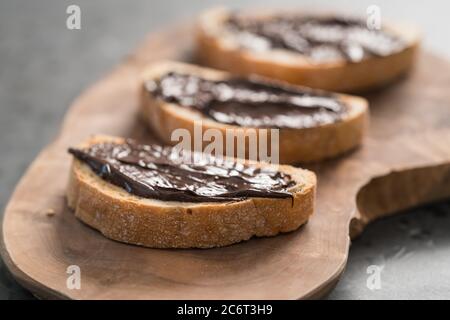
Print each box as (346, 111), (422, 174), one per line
(140, 61), (368, 164)
(196, 7), (420, 92)
(67, 135), (316, 248)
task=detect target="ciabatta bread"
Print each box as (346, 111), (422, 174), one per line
(140, 61), (368, 164)
(66, 135), (316, 248)
(196, 7), (420, 92)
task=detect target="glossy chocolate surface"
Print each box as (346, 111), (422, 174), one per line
(69, 140), (295, 203)
(146, 72), (348, 129)
(226, 14), (406, 63)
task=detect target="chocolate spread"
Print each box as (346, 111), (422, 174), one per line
(226, 15), (405, 63)
(69, 140), (295, 203)
(146, 72), (348, 129)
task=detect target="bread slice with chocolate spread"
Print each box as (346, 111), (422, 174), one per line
(67, 135), (316, 248)
(196, 7), (420, 92)
(140, 61), (368, 164)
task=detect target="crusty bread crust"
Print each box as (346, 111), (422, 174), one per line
(196, 8), (420, 92)
(140, 61), (369, 164)
(66, 135), (316, 248)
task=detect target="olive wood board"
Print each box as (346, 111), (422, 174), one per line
(2, 23), (450, 300)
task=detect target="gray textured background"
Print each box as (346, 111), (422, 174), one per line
(1, 0), (450, 300)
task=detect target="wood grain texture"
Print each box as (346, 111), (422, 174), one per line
(1, 24), (450, 300)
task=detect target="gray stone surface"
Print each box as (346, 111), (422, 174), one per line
(0, 0), (449, 300)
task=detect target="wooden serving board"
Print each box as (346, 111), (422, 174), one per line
(2, 24), (450, 300)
